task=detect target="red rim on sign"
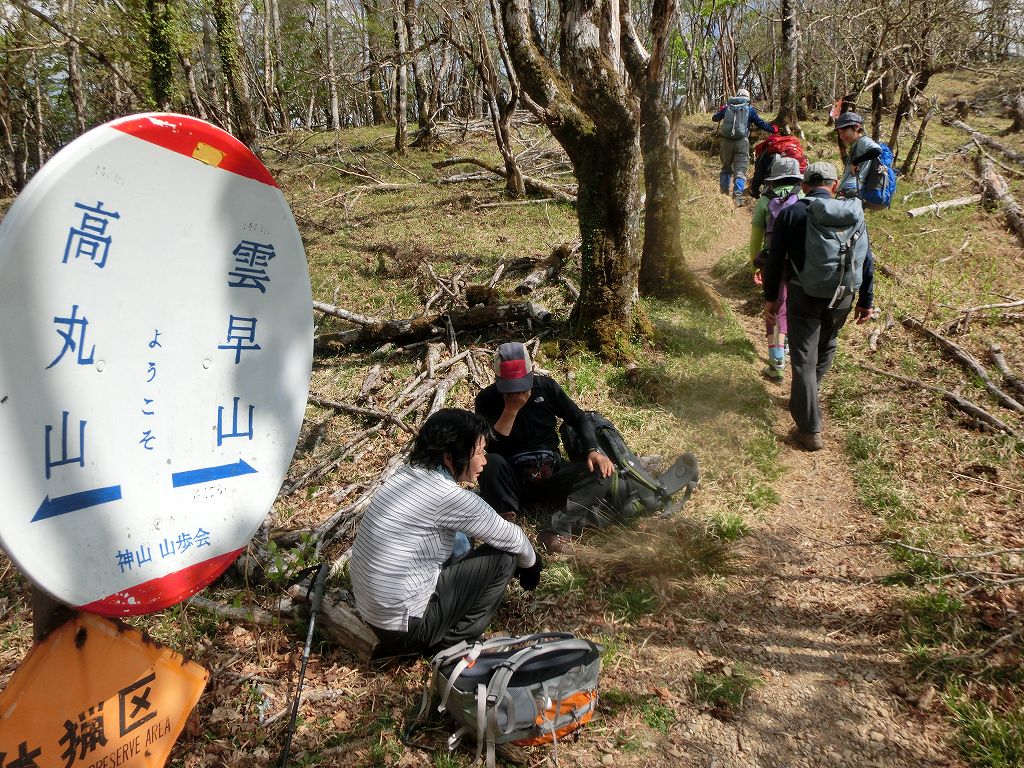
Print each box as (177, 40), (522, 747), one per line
(0, 114), (313, 615)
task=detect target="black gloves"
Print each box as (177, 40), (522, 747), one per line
(516, 552), (543, 591)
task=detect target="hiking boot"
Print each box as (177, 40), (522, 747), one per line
(762, 363), (785, 382)
(538, 530), (568, 555)
(788, 427), (823, 451)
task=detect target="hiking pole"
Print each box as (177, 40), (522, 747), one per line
(279, 562), (329, 768)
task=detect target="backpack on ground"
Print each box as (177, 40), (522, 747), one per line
(859, 142), (897, 210)
(408, 633), (603, 767)
(750, 134), (808, 198)
(560, 411), (699, 519)
(720, 97), (751, 140)
(792, 197), (868, 307)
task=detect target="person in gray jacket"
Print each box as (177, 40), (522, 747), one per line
(835, 112), (881, 199)
(712, 87), (777, 206)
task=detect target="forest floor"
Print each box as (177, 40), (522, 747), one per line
(3, 72), (1023, 768)
(659, 185), (961, 767)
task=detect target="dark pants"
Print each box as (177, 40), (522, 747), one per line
(372, 546), (516, 659)
(786, 283), (853, 434)
(478, 453), (613, 537)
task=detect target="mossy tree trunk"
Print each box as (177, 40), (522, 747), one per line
(622, 0), (721, 312)
(500, 0), (642, 357)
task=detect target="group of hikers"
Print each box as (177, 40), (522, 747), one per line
(344, 89), (882, 663)
(717, 89), (881, 451)
(350, 342), (622, 659)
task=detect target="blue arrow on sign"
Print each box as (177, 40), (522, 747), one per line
(33, 485), (123, 522)
(171, 459), (257, 488)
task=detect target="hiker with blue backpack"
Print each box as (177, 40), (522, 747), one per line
(835, 111), (897, 209)
(750, 156), (804, 382)
(712, 88), (778, 206)
(761, 162), (875, 451)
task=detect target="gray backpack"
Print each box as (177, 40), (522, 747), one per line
(720, 97), (751, 140)
(410, 633), (602, 767)
(792, 197), (868, 307)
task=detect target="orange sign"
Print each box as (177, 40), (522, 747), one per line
(0, 612), (208, 768)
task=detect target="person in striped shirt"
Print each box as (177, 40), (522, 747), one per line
(350, 408), (542, 658)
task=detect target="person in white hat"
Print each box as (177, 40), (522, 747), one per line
(711, 87), (778, 206)
(750, 155), (804, 382)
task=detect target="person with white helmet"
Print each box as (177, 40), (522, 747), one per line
(712, 87), (778, 206)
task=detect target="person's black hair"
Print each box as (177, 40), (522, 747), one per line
(409, 408), (491, 479)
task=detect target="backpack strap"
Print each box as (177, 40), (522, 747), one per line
(437, 643), (483, 713)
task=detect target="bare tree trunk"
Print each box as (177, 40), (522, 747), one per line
(325, 0), (341, 129)
(202, 14), (227, 124)
(900, 97), (936, 178)
(501, 0), (643, 356)
(393, 0), (408, 152)
(774, 0), (800, 132)
(148, 0), (174, 110)
(61, 0), (87, 133)
(624, 0), (720, 309)
(270, 0), (288, 129)
(364, 0), (390, 124)
(180, 54), (209, 119)
(212, 0), (259, 150)
(404, 0), (430, 130)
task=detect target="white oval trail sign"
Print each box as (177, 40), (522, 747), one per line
(0, 114), (313, 615)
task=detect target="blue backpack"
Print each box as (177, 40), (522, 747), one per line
(860, 142), (897, 210)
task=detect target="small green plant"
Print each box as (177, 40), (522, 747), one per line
(640, 700), (676, 733)
(691, 662), (760, 719)
(431, 752), (465, 768)
(708, 511), (749, 541)
(606, 584), (658, 622)
(537, 560), (587, 598)
(265, 532), (317, 587)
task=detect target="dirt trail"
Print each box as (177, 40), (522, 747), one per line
(675, 192), (960, 767)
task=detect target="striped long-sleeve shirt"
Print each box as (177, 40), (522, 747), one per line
(349, 463), (536, 631)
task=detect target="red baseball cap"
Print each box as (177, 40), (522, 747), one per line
(494, 342), (535, 393)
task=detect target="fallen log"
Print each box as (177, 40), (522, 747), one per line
(859, 364), (1021, 438)
(313, 300), (380, 326)
(313, 302), (552, 352)
(432, 156), (576, 204)
(976, 156), (1024, 248)
(902, 317), (1024, 414)
(906, 194), (982, 218)
(287, 584), (379, 660)
(948, 119), (1024, 165)
(188, 595), (299, 628)
(515, 243), (571, 295)
(989, 344), (1024, 399)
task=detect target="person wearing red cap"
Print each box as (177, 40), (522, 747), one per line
(475, 342), (616, 554)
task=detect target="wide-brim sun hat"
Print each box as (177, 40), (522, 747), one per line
(765, 156), (803, 183)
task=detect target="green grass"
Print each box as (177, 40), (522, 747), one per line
(605, 584), (659, 622)
(691, 663), (760, 718)
(640, 700), (677, 732)
(946, 690), (1024, 768)
(706, 511), (749, 540)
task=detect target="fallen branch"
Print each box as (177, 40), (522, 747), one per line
(859, 363), (1021, 437)
(902, 317), (1024, 414)
(906, 194), (982, 218)
(948, 119), (1024, 165)
(313, 302), (552, 352)
(989, 344), (1024, 399)
(187, 595), (299, 628)
(515, 243), (570, 295)
(312, 301), (380, 327)
(976, 156), (1024, 248)
(307, 394), (412, 433)
(432, 156), (576, 203)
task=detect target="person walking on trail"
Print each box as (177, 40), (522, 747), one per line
(761, 162), (875, 451)
(475, 342), (615, 555)
(750, 155), (804, 382)
(349, 408), (542, 660)
(835, 112), (882, 199)
(712, 87), (778, 206)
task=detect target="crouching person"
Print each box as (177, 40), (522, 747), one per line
(350, 408), (542, 659)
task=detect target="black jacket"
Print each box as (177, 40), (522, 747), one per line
(762, 189), (875, 309)
(474, 375), (599, 458)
